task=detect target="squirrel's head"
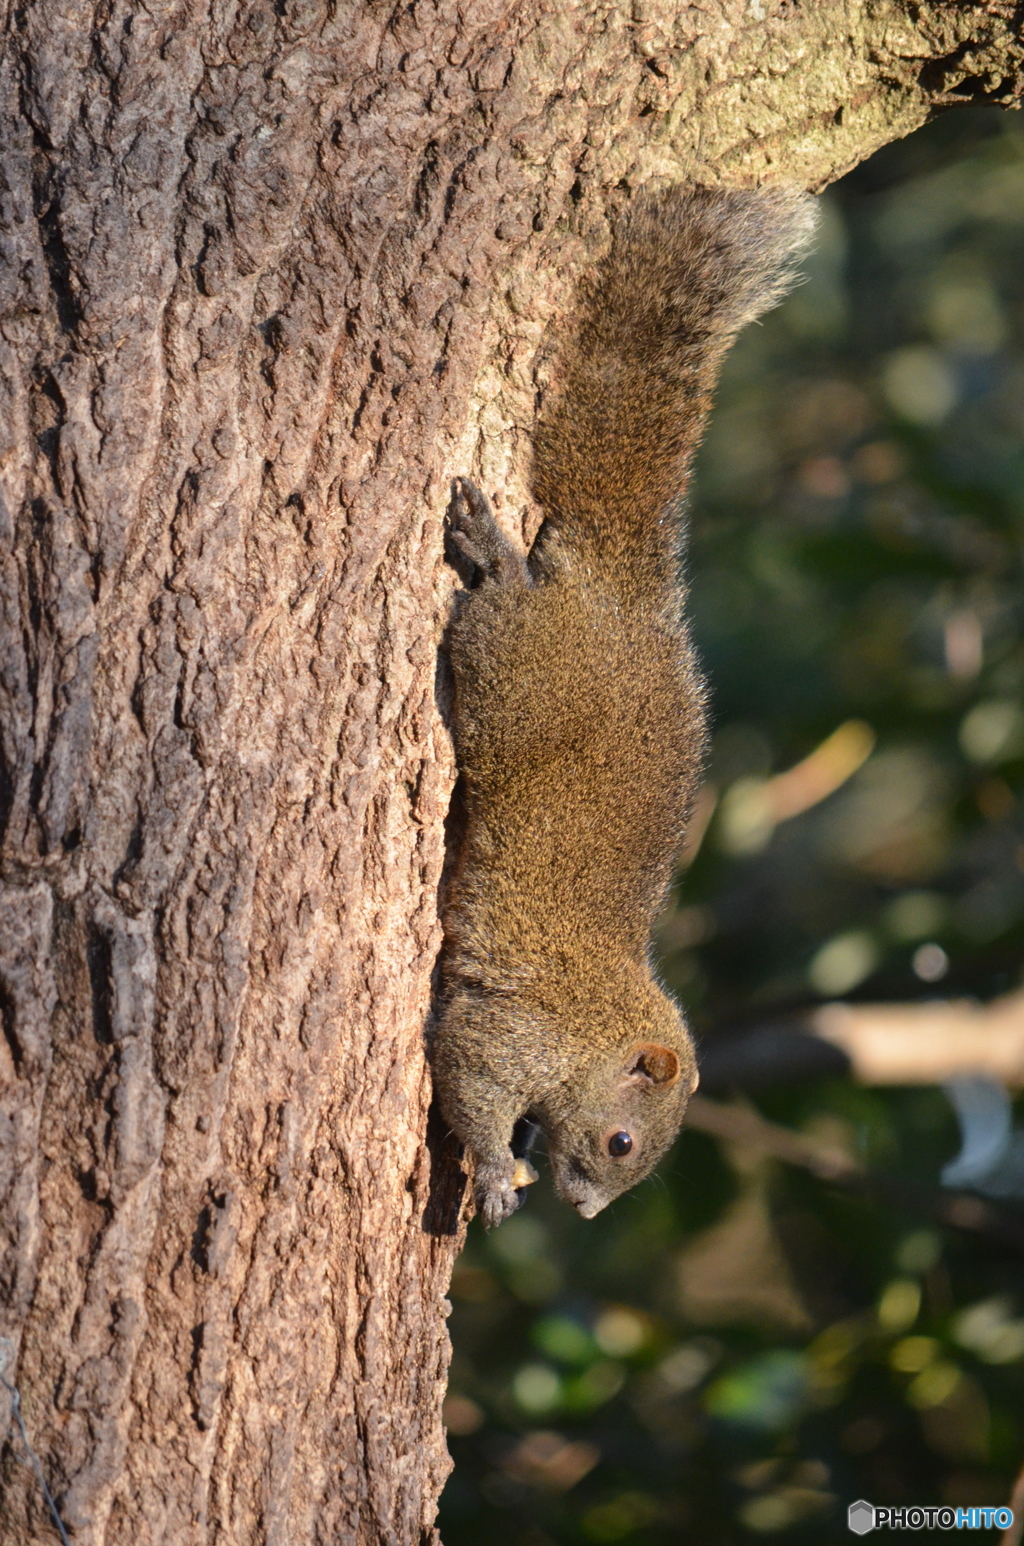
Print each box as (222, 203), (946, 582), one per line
(540, 997), (698, 1219)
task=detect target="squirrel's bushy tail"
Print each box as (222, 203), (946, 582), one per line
(533, 186), (817, 581)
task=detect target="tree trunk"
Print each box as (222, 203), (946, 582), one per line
(1, 2), (1022, 1542)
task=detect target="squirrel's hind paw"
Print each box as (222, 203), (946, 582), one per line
(445, 478), (528, 589)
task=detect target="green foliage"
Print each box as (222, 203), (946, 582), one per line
(440, 107), (1024, 1545)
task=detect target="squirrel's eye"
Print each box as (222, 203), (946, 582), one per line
(607, 1130), (633, 1157)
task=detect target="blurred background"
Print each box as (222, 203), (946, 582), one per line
(438, 105), (1024, 1545)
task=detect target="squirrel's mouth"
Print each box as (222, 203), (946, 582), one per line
(549, 1151), (610, 1219)
(573, 1197), (604, 1220)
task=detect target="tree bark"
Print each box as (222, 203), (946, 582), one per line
(1, 2), (1022, 1542)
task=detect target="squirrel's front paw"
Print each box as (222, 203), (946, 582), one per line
(473, 1157), (523, 1230)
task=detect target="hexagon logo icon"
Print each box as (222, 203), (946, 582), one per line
(848, 1500), (875, 1534)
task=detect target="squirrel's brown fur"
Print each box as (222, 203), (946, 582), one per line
(434, 187), (817, 1228)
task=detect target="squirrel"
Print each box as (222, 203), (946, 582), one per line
(434, 186), (817, 1229)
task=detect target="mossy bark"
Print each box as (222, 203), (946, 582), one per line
(0, 2), (1021, 1541)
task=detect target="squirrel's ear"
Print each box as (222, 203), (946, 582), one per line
(622, 1043), (680, 1089)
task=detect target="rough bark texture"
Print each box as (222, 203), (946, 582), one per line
(1, 2), (1022, 1542)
